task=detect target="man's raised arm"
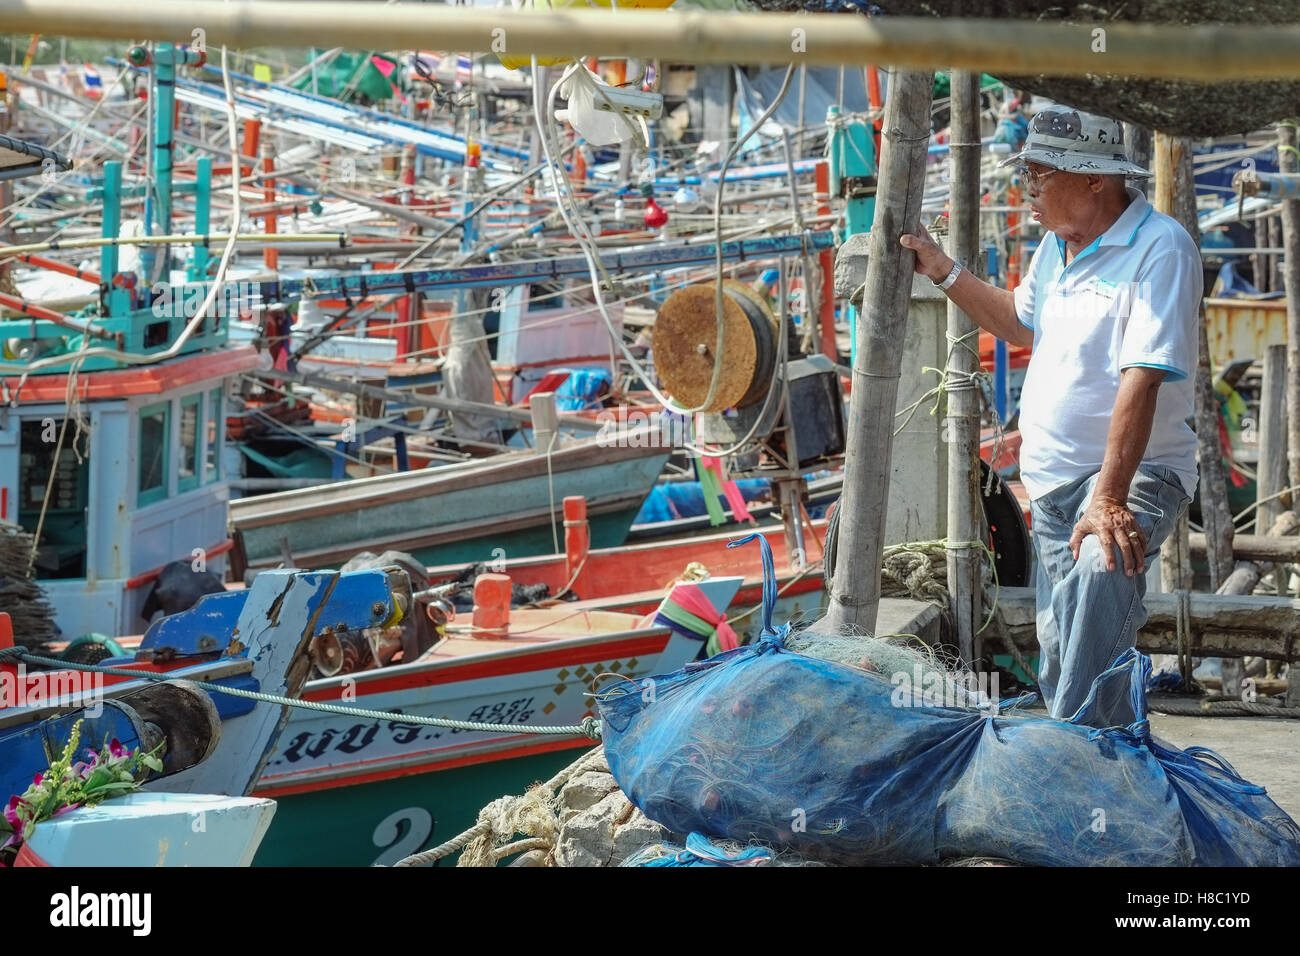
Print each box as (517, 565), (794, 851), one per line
(899, 224), (1033, 349)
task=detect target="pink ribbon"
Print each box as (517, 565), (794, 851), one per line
(673, 582), (739, 652)
(701, 456), (755, 524)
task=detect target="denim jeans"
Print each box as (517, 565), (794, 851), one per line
(1029, 464), (1192, 728)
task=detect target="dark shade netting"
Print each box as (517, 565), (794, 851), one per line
(742, 0), (1300, 137)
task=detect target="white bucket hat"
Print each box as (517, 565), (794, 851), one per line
(999, 106), (1152, 178)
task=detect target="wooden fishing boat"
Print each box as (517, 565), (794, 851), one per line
(247, 575), (741, 865)
(13, 792), (277, 867)
(228, 431), (671, 571)
(0, 567), (407, 802)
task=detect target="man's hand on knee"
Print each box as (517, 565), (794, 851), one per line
(1069, 494), (1148, 576)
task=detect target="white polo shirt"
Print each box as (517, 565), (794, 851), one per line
(1013, 187), (1201, 502)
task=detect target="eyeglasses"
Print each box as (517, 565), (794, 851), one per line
(1016, 165), (1059, 189)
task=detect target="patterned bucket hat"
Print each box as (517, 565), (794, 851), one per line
(999, 106), (1152, 178)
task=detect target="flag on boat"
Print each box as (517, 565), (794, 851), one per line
(83, 63), (101, 98)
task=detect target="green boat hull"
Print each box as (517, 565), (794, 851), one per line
(408, 507), (643, 568)
(253, 745), (586, 866)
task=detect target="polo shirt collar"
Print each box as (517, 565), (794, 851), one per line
(1097, 186), (1154, 248)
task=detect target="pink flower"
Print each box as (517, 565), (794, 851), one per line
(51, 803), (80, 818)
(31, 772), (42, 787)
(108, 739), (127, 758)
(3, 796), (28, 828)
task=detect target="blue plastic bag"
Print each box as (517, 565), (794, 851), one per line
(597, 534), (1300, 866)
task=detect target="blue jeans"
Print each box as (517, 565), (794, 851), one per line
(1029, 464), (1192, 728)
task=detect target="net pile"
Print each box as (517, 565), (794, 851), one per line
(597, 533), (1300, 866)
(0, 523), (58, 648)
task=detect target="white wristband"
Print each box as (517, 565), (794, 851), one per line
(935, 260), (963, 291)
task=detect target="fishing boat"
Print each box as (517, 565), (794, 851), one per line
(0, 566), (408, 802)
(0, 133), (255, 641)
(248, 574), (742, 865)
(228, 430), (672, 570)
(12, 792), (278, 867)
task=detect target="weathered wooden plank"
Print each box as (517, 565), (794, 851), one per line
(1216, 511), (1300, 596)
(1190, 530), (1300, 563)
(989, 585), (1300, 661)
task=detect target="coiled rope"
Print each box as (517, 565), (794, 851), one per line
(391, 745), (607, 867)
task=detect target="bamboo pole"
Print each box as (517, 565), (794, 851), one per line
(945, 71), (982, 665)
(823, 67), (933, 635)
(1155, 132), (1234, 589)
(3, 4), (1300, 78)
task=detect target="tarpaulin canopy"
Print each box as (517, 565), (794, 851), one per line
(293, 51), (401, 103)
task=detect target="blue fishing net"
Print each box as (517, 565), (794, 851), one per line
(597, 533), (1300, 866)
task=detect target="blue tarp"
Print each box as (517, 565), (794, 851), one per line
(598, 534), (1300, 866)
(634, 478), (771, 524)
(1211, 261), (1285, 300)
(734, 67), (873, 153)
(554, 368), (611, 411)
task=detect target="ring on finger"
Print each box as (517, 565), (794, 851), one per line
(1127, 531), (1139, 539)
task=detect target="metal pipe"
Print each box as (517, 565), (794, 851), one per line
(0, 291), (117, 340)
(0, 3), (1295, 79)
(0, 232), (346, 257)
(12, 254), (101, 286)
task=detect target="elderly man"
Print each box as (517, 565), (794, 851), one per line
(901, 106), (1201, 727)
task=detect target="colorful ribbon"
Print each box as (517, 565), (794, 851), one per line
(699, 456), (756, 525)
(653, 581), (738, 654)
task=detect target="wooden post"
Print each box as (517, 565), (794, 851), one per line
(1251, 217), (1264, 295)
(563, 496), (592, 599)
(1268, 213), (1281, 293)
(1154, 132), (1233, 589)
(1258, 344), (1288, 534)
(1280, 123), (1300, 507)
(1124, 122), (1153, 198)
(529, 390), (558, 453)
(945, 71), (982, 665)
(823, 67), (934, 635)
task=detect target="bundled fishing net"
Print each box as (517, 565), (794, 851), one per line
(784, 627), (990, 710)
(597, 533), (1300, 866)
(0, 523), (58, 648)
